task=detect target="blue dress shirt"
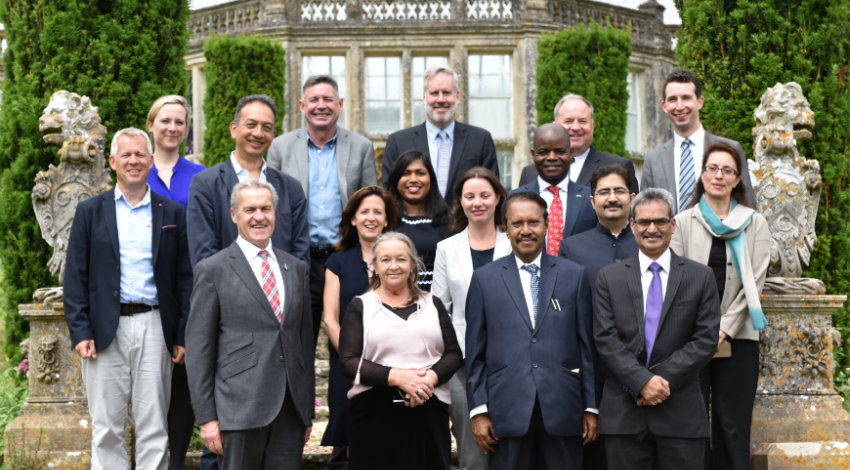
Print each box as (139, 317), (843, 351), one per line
(147, 156), (205, 208)
(307, 132), (342, 247)
(114, 186), (158, 305)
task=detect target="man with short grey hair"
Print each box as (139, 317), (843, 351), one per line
(518, 93), (638, 192)
(65, 127), (193, 470)
(187, 179), (314, 469)
(381, 64), (498, 205)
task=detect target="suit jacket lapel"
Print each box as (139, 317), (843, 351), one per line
(659, 253), (685, 329)
(151, 195), (163, 264)
(534, 254), (557, 332)
(448, 123), (467, 185)
(227, 244), (278, 322)
(564, 181), (585, 236)
(220, 161), (240, 202)
(294, 130), (310, 196)
(335, 129), (350, 204)
(660, 139), (677, 206)
(103, 190), (120, 260)
(577, 147), (601, 183)
(413, 123), (430, 159)
(624, 256), (646, 340)
(500, 258), (533, 331)
(455, 229), (474, 286)
(275, 248), (294, 328)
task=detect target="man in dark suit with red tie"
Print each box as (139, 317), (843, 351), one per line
(593, 187), (720, 469)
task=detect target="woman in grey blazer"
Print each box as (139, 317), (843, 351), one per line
(432, 167), (512, 470)
(670, 141), (770, 470)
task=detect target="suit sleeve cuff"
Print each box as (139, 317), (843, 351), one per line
(469, 404), (488, 419)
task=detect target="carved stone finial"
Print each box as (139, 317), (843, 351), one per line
(32, 90), (112, 301)
(749, 82), (823, 294)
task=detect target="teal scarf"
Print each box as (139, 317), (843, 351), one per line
(698, 196), (767, 330)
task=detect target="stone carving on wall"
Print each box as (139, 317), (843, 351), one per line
(32, 90), (112, 303)
(749, 82), (824, 294)
(33, 336), (60, 384)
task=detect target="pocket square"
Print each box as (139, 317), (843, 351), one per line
(571, 368), (580, 374)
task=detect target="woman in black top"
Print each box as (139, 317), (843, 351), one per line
(384, 149), (450, 291)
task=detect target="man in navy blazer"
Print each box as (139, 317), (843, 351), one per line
(187, 94), (309, 267)
(64, 128), (193, 470)
(465, 192), (596, 470)
(381, 65), (498, 205)
(511, 123), (597, 255)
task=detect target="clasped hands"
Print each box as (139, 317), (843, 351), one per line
(636, 375), (670, 406)
(388, 368), (438, 407)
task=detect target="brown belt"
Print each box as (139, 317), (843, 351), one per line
(119, 303), (157, 315)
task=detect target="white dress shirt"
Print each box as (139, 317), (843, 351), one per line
(672, 125), (705, 197)
(638, 248), (672, 317)
(569, 148), (591, 183)
(515, 253), (542, 328)
(230, 152), (269, 183)
(536, 176), (569, 228)
(235, 236), (285, 312)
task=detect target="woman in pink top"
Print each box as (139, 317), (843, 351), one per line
(339, 232), (462, 470)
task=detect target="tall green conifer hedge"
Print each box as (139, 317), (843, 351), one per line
(536, 22), (631, 158)
(202, 35), (286, 167)
(674, 0), (850, 370)
(0, 0), (190, 362)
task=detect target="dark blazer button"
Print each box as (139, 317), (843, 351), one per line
(279, 356), (285, 362)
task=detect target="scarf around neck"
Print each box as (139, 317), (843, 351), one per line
(697, 196), (767, 330)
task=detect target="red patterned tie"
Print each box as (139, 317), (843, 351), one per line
(258, 250), (283, 323)
(546, 185), (564, 256)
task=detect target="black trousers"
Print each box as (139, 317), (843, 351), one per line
(605, 429), (705, 470)
(310, 247), (333, 348)
(219, 395), (306, 470)
(700, 338), (759, 470)
(490, 397), (582, 470)
(168, 363), (195, 470)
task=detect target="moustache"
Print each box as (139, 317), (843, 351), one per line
(604, 202), (623, 209)
(642, 232), (663, 239)
(515, 235), (539, 243)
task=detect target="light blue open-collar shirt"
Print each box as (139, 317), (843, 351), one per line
(114, 185), (157, 305)
(307, 130), (342, 247)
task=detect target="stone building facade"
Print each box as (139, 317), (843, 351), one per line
(185, 0), (677, 188)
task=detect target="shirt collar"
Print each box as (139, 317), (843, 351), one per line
(674, 124), (705, 147)
(537, 175), (569, 193)
(235, 235), (275, 261)
(573, 147), (591, 162)
(307, 129), (339, 149)
(229, 152), (267, 178)
(114, 185), (152, 207)
(638, 248), (671, 274)
(426, 120), (455, 142)
(514, 251), (543, 271)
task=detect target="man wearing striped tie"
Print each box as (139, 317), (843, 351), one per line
(186, 180), (315, 470)
(641, 69), (755, 212)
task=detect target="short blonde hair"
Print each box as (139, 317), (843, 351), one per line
(146, 95), (190, 130)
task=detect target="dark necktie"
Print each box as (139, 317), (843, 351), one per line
(644, 262), (663, 366)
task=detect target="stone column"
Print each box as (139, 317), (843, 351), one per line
(4, 300), (91, 469)
(751, 294), (850, 469)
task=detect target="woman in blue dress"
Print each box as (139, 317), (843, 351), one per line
(322, 186), (398, 467)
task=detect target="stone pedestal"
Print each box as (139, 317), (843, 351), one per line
(751, 294), (850, 469)
(4, 300), (91, 469)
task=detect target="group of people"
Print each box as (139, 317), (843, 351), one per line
(62, 64), (769, 470)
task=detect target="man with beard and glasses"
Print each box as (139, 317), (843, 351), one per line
(511, 123), (597, 256)
(559, 164), (638, 470)
(465, 191), (596, 470)
(381, 65), (498, 205)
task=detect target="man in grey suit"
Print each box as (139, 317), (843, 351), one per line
(381, 65), (498, 204)
(186, 180), (314, 470)
(594, 188), (720, 469)
(518, 94), (638, 193)
(267, 75), (378, 353)
(641, 69), (755, 211)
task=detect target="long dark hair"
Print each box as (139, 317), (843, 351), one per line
(448, 166), (506, 233)
(689, 141), (751, 209)
(336, 186), (398, 252)
(384, 149), (449, 226)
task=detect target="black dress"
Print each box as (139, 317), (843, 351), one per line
(321, 244), (371, 447)
(397, 215), (448, 291)
(339, 296), (462, 470)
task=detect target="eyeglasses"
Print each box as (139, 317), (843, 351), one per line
(633, 218), (671, 228)
(704, 164), (738, 177)
(594, 187), (629, 197)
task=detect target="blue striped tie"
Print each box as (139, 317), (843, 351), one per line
(679, 138), (695, 211)
(436, 130), (451, 197)
(521, 264), (539, 327)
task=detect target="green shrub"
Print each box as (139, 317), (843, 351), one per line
(674, 0), (850, 381)
(202, 35), (286, 166)
(0, 367), (29, 455)
(536, 22), (631, 158)
(0, 0), (190, 364)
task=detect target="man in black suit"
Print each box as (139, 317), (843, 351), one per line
(559, 164), (638, 470)
(465, 192), (596, 470)
(381, 65), (498, 204)
(511, 123), (597, 255)
(64, 128), (193, 470)
(518, 94), (638, 193)
(593, 187), (720, 469)
(187, 94), (310, 267)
